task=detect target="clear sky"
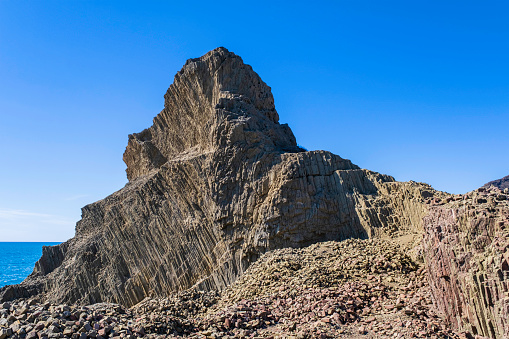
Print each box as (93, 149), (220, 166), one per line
(0, 1), (508, 241)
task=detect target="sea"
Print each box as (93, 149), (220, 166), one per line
(0, 242), (60, 288)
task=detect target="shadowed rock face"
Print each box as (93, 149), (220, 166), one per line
(423, 187), (509, 338)
(0, 47), (437, 307)
(484, 175), (509, 190)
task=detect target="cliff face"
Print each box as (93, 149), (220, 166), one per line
(423, 187), (509, 338)
(0, 48), (438, 307)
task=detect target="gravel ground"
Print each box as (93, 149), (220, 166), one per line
(0, 239), (462, 338)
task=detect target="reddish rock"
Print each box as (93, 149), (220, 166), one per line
(224, 318), (231, 328)
(423, 188), (509, 338)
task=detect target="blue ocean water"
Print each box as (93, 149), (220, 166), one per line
(0, 242), (60, 288)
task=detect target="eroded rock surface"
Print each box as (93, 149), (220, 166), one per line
(1, 48), (439, 308)
(423, 186), (509, 338)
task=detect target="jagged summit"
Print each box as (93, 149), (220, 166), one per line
(123, 47), (299, 181)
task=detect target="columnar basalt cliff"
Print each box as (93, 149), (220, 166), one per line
(1, 48), (439, 307)
(423, 187), (509, 338)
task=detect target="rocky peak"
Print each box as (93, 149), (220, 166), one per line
(1, 48), (440, 309)
(123, 47), (299, 181)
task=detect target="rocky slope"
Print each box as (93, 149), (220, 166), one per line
(0, 47), (441, 308)
(0, 238), (461, 339)
(423, 186), (509, 338)
(484, 175), (509, 190)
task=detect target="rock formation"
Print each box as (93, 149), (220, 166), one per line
(423, 186), (509, 338)
(0, 47), (439, 307)
(484, 174), (509, 190)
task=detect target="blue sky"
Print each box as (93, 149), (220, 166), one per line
(0, 1), (508, 241)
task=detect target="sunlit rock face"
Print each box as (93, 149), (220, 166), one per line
(0, 47), (436, 307)
(423, 187), (509, 338)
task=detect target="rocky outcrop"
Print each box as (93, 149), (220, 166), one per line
(423, 187), (509, 338)
(484, 175), (509, 190)
(1, 47), (439, 307)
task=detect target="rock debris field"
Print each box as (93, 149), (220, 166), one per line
(1, 239), (462, 339)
